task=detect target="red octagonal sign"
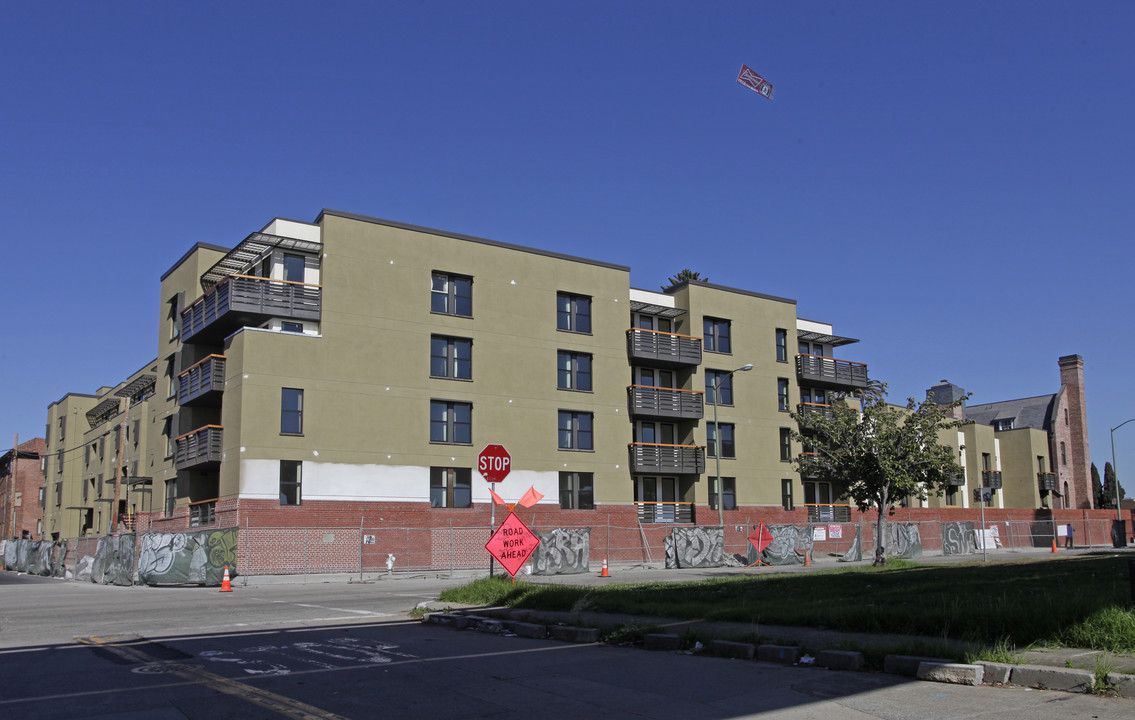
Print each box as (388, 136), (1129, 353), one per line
(478, 444), (511, 483)
(485, 512), (540, 578)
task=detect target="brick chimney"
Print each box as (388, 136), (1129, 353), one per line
(1055, 355), (1092, 509)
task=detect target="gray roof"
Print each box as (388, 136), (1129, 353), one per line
(965, 394), (1056, 432)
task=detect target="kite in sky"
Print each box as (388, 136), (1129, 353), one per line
(736, 64), (775, 100)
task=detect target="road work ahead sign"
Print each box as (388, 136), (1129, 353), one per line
(484, 512), (540, 577)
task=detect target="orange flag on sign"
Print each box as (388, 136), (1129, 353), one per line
(516, 486), (544, 508)
(488, 486), (508, 507)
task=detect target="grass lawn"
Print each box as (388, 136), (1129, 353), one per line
(437, 554), (1135, 652)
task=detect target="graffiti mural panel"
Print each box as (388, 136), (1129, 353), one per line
(942, 521), (977, 555)
(91, 534), (136, 586)
(887, 523), (923, 559)
(837, 525), (863, 563)
(665, 527), (723, 569)
(531, 528), (590, 575)
(748, 525), (813, 566)
(137, 528), (238, 586)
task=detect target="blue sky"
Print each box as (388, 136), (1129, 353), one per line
(3, 2), (1133, 497)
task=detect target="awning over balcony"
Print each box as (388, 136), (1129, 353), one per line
(115, 374), (156, 399)
(629, 300), (687, 319)
(201, 232), (322, 289)
(796, 328), (858, 347)
(85, 397), (121, 428)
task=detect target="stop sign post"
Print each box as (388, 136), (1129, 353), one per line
(478, 444), (511, 483)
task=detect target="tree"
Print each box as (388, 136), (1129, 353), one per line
(1091, 463), (1104, 508)
(1101, 462), (1126, 509)
(791, 388), (965, 566)
(662, 269), (709, 290)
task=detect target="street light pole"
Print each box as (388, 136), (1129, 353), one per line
(712, 364), (753, 529)
(1110, 418), (1135, 522)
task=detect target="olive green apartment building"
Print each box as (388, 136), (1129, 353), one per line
(36, 209), (1096, 556)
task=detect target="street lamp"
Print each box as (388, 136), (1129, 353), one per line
(1110, 418), (1135, 521)
(712, 363), (753, 529)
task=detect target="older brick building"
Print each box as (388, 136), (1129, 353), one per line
(1, 437), (46, 539)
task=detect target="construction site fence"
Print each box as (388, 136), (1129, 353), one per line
(3, 516), (1129, 581)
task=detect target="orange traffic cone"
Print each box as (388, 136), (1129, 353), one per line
(1051, 539), (1058, 554)
(804, 551), (811, 567)
(220, 565), (233, 592)
(600, 557), (610, 577)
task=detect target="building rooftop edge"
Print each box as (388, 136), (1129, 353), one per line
(662, 280), (797, 306)
(160, 242), (233, 282)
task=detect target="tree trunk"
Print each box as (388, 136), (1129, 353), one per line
(874, 492), (889, 566)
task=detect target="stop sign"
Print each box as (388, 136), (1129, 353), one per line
(478, 444), (511, 483)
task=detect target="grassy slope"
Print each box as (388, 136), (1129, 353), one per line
(438, 555), (1135, 652)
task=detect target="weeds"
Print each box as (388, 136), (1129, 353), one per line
(1091, 656), (1118, 697)
(965, 637), (1022, 665)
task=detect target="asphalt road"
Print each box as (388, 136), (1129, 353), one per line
(1, 572), (1132, 719)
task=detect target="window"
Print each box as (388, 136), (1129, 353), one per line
(430, 467), (472, 508)
(559, 472), (594, 509)
(707, 423), (735, 459)
(946, 485), (957, 506)
(82, 477), (89, 502)
(431, 272), (472, 317)
(163, 417), (174, 458)
(1060, 442), (1066, 466)
(283, 254), (305, 283)
(164, 479), (176, 515)
(56, 450), (63, 474)
(556, 293), (591, 333)
(781, 479), (794, 511)
(430, 401), (472, 444)
(166, 357), (176, 398)
(281, 321), (304, 333)
(778, 378), (790, 411)
(431, 336), (472, 380)
(280, 460), (302, 506)
(775, 328), (788, 362)
(709, 476), (736, 511)
(281, 388), (304, 435)
(705, 370), (734, 405)
(168, 296), (180, 340)
(557, 351), (592, 391)
(58, 416), (65, 441)
(703, 317), (731, 354)
(779, 427), (792, 462)
(54, 481), (62, 507)
(558, 411), (593, 450)
(993, 418), (1014, 431)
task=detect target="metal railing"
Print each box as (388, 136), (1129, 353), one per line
(626, 328), (702, 367)
(628, 443), (705, 474)
(181, 275), (321, 342)
(795, 354), (868, 389)
(189, 499), (217, 527)
(635, 501), (695, 524)
(805, 503), (852, 522)
(174, 425), (223, 470)
(177, 354), (226, 405)
(628, 385), (704, 420)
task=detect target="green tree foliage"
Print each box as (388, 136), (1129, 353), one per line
(662, 269), (709, 290)
(791, 387), (966, 566)
(1101, 462), (1125, 509)
(1091, 463), (1104, 508)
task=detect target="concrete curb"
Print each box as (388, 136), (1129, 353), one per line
(1009, 665), (1094, 693)
(917, 662), (984, 686)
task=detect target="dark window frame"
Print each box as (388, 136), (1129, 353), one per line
(779, 427), (793, 462)
(556, 292), (592, 334)
(558, 410), (594, 451)
(431, 272), (473, 317)
(707, 422), (736, 459)
(705, 370), (734, 406)
(781, 478), (794, 511)
(430, 466), (472, 509)
(431, 335), (473, 380)
(281, 388), (304, 435)
(709, 476), (736, 511)
(703, 317), (732, 354)
(777, 378), (790, 412)
(430, 400), (473, 445)
(557, 350), (593, 392)
(559, 471), (595, 509)
(280, 460), (302, 506)
(775, 328), (788, 363)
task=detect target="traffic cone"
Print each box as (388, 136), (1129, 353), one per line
(804, 551), (811, 567)
(220, 565), (233, 592)
(1051, 539), (1058, 554)
(600, 557), (610, 577)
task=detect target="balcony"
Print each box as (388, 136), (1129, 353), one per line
(181, 275), (321, 344)
(178, 355), (226, 406)
(628, 386), (704, 421)
(626, 328), (702, 369)
(174, 425), (223, 470)
(806, 504), (851, 522)
(982, 470), (1003, 489)
(628, 443), (705, 475)
(636, 501), (694, 524)
(795, 354), (868, 390)
(189, 498), (217, 527)
(1038, 472), (1057, 491)
(796, 402), (833, 425)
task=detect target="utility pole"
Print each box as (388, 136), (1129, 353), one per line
(9, 433), (17, 540)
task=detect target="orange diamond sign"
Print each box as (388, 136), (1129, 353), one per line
(485, 512), (541, 578)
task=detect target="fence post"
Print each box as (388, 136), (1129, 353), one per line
(1085, 514), (1091, 548)
(359, 517), (364, 582)
(450, 520), (454, 575)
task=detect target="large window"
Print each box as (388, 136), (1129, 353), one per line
(703, 317), (731, 354)
(705, 370), (734, 405)
(707, 423), (735, 459)
(431, 336), (472, 380)
(281, 388), (304, 435)
(164, 479), (176, 515)
(709, 476), (736, 511)
(778, 378), (790, 412)
(556, 293), (591, 333)
(430, 401), (472, 444)
(558, 411), (593, 450)
(283, 254), (306, 283)
(781, 479), (794, 511)
(559, 472), (594, 509)
(780, 427), (793, 462)
(557, 351), (592, 391)
(775, 328), (788, 362)
(430, 467), (472, 508)
(431, 272), (472, 317)
(280, 460), (302, 506)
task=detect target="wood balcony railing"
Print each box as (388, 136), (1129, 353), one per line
(635, 501), (694, 524)
(982, 470), (1003, 489)
(627, 385), (704, 420)
(628, 443), (705, 474)
(795, 354), (868, 390)
(181, 274), (321, 343)
(626, 328), (702, 368)
(174, 425), (223, 470)
(177, 354), (226, 406)
(189, 498), (217, 527)
(1038, 472), (1057, 491)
